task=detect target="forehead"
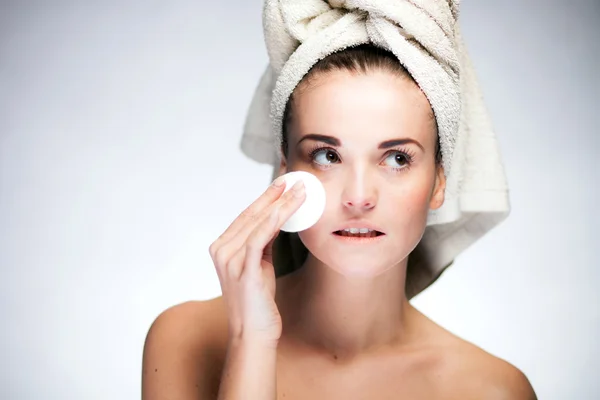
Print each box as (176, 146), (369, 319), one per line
(289, 69), (436, 146)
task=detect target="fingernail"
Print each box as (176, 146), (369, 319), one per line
(272, 176), (286, 188)
(292, 181), (305, 197)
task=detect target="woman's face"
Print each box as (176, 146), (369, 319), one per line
(281, 69), (445, 278)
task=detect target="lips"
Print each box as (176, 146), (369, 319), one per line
(331, 220), (386, 240)
(334, 230), (384, 238)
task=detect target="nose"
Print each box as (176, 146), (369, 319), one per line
(341, 171), (377, 212)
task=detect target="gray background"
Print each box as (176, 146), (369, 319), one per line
(1, 1), (598, 399)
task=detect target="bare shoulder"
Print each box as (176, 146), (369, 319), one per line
(141, 297), (229, 400)
(439, 337), (537, 400)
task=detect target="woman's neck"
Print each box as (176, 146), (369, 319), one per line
(277, 254), (416, 360)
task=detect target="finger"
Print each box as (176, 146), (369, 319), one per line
(271, 182), (307, 233)
(258, 183), (307, 269)
(260, 223), (281, 266)
(212, 176), (287, 252)
(244, 183), (307, 278)
(213, 191), (286, 281)
(224, 245), (248, 281)
(243, 206), (282, 279)
(219, 181), (305, 263)
(263, 188), (305, 265)
(220, 207), (280, 284)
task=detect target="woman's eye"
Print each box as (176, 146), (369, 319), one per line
(313, 149), (339, 165)
(383, 151), (410, 168)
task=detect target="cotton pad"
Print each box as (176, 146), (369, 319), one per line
(279, 171), (326, 233)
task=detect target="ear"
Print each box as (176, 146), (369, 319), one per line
(271, 154), (288, 181)
(278, 154), (288, 176)
(429, 165), (446, 210)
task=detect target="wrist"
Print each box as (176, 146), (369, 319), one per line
(228, 333), (280, 351)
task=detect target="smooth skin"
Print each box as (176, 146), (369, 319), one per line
(142, 70), (537, 400)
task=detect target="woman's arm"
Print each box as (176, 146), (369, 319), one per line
(217, 338), (278, 400)
(143, 178), (303, 399)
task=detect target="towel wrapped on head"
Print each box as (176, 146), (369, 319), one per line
(241, 0), (510, 299)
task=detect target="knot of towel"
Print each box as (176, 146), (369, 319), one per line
(264, 0), (462, 174)
(271, 0), (460, 72)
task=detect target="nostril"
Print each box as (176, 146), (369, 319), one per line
(343, 200), (374, 209)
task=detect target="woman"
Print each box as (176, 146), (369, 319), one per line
(142, 2), (537, 399)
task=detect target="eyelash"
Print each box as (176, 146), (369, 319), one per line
(306, 144), (416, 172)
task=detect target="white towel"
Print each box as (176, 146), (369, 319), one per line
(240, 0), (510, 298)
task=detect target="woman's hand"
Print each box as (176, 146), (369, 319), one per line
(209, 176), (306, 346)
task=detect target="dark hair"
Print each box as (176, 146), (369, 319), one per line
(281, 43), (442, 165)
(272, 44), (444, 298)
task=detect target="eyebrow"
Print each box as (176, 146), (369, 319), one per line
(379, 138), (424, 151)
(297, 134), (424, 151)
(297, 134), (340, 147)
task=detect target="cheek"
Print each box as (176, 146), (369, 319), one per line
(396, 178), (433, 217)
(392, 175), (436, 232)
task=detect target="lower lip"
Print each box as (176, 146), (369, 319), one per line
(332, 233), (386, 243)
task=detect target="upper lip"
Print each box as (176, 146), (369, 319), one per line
(333, 221), (385, 234)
